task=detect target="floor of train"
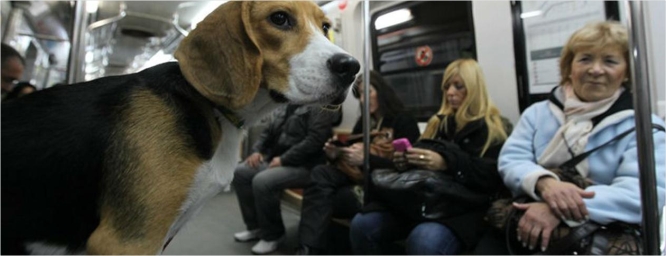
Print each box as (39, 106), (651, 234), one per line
(162, 188), (666, 255)
(163, 189), (305, 255)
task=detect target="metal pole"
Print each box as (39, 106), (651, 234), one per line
(623, 1), (661, 254)
(362, 0), (371, 175)
(67, 1), (86, 84)
(87, 12), (126, 31)
(2, 8), (24, 43)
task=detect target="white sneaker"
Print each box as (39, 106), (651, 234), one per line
(250, 236), (284, 255)
(234, 229), (260, 242)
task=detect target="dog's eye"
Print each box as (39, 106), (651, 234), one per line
(322, 23), (331, 35)
(270, 12), (292, 29)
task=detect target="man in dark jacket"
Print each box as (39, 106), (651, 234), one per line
(232, 104), (336, 255)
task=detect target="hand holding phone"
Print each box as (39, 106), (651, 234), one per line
(330, 140), (348, 147)
(392, 138), (412, 152)
(330, 136), (364, 147)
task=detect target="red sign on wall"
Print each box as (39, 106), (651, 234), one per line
(414, 45), (433, 67)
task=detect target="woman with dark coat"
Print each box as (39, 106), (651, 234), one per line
(295, 70), (420, 255)
(350, 59), (511, 255)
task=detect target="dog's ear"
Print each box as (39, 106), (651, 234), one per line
(175, 2), (261, 109)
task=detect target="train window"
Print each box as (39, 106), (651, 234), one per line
(371, 1), (475, 122)
(511, 1), (620, 111)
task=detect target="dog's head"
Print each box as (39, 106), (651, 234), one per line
(175, 1), (360, 110)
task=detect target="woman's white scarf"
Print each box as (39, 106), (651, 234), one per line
(537, 85), (624, 177)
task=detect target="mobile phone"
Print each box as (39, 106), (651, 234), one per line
(330, 140), (348, 147)
(392, 138), (412, 152)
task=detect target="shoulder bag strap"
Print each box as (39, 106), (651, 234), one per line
(560, 124), (665, 171)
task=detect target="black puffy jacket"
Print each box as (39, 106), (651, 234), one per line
(363, 114), (513, 250)
(252, 105), (337, 169)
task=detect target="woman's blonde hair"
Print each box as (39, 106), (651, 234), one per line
(421, 58), (507, 156)
(559, 21), (630, 88)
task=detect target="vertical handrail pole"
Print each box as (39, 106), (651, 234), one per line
(362, 0), (371, 174)
(623, 1), (661, 254)
(67, 1), (86, 84)
(2, 7), (24, 43)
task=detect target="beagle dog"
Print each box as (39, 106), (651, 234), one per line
(1, 1), (359, 254)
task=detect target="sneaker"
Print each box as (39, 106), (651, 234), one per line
(234, 229), (260, 242)
(251, 236), (284, 255)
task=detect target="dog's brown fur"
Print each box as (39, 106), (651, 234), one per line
(88, 2), (339, 254)
(86, 90), (220, 254)
(1, 1), (356, 254)
(176, 1), (333, 109)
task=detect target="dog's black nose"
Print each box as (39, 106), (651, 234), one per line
(327, 53), (360, 88)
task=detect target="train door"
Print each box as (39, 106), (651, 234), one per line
(370, 1), (475, 122)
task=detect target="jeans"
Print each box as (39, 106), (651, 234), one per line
(298, 164), (361, 250)
(232, 161), (310, 241)
(350, 211), (461, 255)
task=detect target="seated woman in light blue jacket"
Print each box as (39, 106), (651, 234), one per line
(498, 21), (665, 252)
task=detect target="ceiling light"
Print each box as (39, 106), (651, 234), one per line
(86, 1), (99, 14)
(375, 9), (413, 30)
(520, 10), (543, 19)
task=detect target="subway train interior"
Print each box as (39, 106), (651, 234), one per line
(1, 0), (665, 255)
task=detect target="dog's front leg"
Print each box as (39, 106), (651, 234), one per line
(87, 213), (164, 255)
(86, 161), (202, 255)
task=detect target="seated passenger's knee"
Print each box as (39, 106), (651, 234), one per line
(232, 165), (253, 185)
(309, 166), (333, 183)
(406, 222), (460, 254)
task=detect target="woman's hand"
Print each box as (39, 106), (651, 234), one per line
(340, 143), (364, 166)
(403, 148), (446, 171)
(323, 138), (340, 160)
(536, 177), (595, 221)
(513, 201), (562, 252)
(393, 151), (408, 171)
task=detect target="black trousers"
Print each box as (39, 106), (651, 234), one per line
(298, 164), (361, 250)
(473, 227), (510, 255)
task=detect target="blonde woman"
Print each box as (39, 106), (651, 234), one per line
(350, 59), (511, 255)
(496, 21), (665, 254)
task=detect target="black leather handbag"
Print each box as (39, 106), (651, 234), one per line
(370, 140), (490, 221)
(371, 168), (490, 220)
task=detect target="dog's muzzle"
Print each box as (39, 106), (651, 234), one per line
(330, 91), (348, 105)
(327, 53), (360, 89)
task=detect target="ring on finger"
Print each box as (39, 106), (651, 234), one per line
(419, 154), (425, 159)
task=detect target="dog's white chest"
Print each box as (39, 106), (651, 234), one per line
(161, 115), (243, 252)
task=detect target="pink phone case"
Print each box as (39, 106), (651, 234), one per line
(392, 138), (412, 152)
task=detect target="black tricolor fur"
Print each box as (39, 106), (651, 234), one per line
(1, 62), (217, 254)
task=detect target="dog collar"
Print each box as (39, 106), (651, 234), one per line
(215, 106), (245, 129)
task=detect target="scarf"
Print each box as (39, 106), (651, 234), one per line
(538, 85), (624, 177)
